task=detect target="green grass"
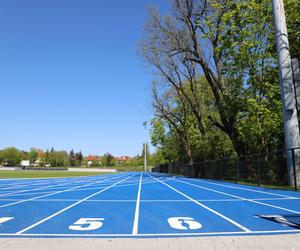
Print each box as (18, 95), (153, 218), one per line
(236, 180), (297, 191)
(215, 178), (298, 191)
(113, 165), (144, 172)
(0, 170), (115, 179)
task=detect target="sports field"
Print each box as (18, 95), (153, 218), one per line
(0, 170), (114, 179)
(0, 172), (299, 237)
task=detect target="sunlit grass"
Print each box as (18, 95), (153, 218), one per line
(0, 170), (115, 178)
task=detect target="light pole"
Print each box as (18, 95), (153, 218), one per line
(143, 121), (147, 172)
(272, 0), (300, 186)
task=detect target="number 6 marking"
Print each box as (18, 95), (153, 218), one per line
(69, 218), (104, 231)
(168, 217), (202, 230)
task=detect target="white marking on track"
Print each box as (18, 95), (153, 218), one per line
(174, 179), (300, 215)
(147, 174), (251, 232)
(0, 173), (129, 208)
(16, 173), (135, 235)
(186, 178), (297, 199)
(0, 217), (14, 224)
(132, 172), (143, 235)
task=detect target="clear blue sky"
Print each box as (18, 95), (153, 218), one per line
(0, 0), (169, 156)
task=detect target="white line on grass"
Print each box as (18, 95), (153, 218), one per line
(132, 172), (143, 235)
(16, 173), (136, 235)
(0, 173), (130, 208)
(173, 178), (300, 214)
(185, 178), (296, 199)
(147, 173), (250, 232)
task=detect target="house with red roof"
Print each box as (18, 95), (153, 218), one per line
(85, 155), (102, 166)
(115, 156), (132, 165)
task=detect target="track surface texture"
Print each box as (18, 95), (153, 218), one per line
(0, 172), (299, 238)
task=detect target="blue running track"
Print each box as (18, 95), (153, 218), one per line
(0, 172), (299, 237)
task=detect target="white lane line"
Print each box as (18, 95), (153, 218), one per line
(0, 174), (142, 198)
(0, 175), (114, 197)
(147, 174), (250, 232)
(0, 197), (297, 203)
(0, 181), (74, 198)
(0, 173), (130, 208)
(0, 174), (117, 181)
(132, 172), (143, 235)
(185, 178), (297, 199)
(72, 176), (172, 192)
(0, 184), (29, 190)
(174, 179), (300, 214)
(16, 173), (135, 235)
(3, 229), (300, 237)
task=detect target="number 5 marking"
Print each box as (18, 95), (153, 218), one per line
(0, 217), (14, 224)
(168, 217), (202, 230)
(69, 218), (104, 231)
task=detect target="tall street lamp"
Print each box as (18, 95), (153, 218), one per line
(143, 121), (147, 172)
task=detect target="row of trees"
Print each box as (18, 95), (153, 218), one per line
(88, 145), (157, 167)
(0, 146), (158, 168)
(0, 147), (83, 167)
(141, 0), (299, 165)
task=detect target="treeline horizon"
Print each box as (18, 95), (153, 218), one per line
(0, 145), (159, 167)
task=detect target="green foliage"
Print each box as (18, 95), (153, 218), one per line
(101, 153), (115, 167)
(69, 149), (76, 167)
(143, 0), (290, 165)
(0, 147), (22, 166)
(150, 118), (166, 148)
(49, 150), (68, 167)
(28, 148), (38, 163)
(284, 0), (300, 59)
(75, 151), (83, 166)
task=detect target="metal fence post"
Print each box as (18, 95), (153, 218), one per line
(218, 161), (221, 181)
(236, 157), (240, 184)
(291, 148), (298, 191)
(256, 157), (261, 187)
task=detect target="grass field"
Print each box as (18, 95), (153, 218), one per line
(0, 170), (113, 179)
(114, 165), (145, 172)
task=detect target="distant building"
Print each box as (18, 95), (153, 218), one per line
(115, 156), (131, 165)
(20, 160), (30, 168)
(35, 149), (45, 166)
(85, 155), (102, 166)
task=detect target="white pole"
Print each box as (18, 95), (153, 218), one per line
(143, 121), (147, 173)
(272, 0), (300, 186)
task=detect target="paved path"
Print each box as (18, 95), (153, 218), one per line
(1, 234), (300, 250)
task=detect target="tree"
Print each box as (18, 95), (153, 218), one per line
(102, 153), (115, 167)
(284, 0), (300, 59)
(44, 150), (50, 165)
(0, 147), (21, 166)
(75, 151), (83, 166)
(141, 0), (287, 159)
(28, 148), (38, 163)
(152, 81), (194, 164)
(49, 149), (68, 167)
(69, 149), (76, 166)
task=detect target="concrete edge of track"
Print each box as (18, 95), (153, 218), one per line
(1, 233), (300, 250)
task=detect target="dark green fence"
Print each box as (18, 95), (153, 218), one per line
(152, 148), (300, 191)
